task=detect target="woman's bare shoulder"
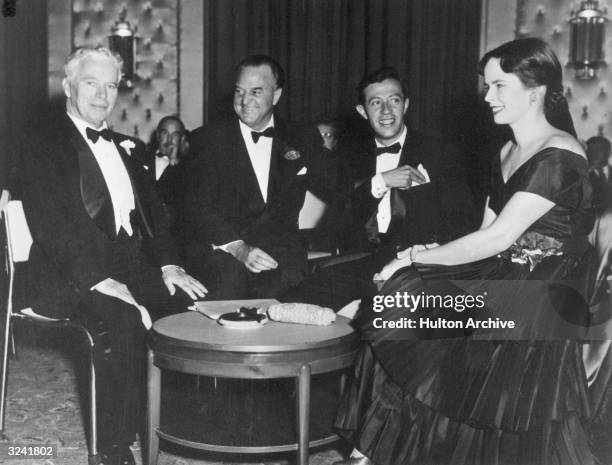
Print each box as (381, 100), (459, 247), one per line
(544, 133), (586, 158)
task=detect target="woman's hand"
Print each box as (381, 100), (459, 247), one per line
(374, 256), (412, 282)
(373, 243), (441, 282)
(396, 243), (439, 261)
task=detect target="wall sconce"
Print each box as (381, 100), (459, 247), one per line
(569, 1), (608, 79)
(108, 12), (137, 88)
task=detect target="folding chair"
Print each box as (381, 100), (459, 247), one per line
(0, 200), (101, 465)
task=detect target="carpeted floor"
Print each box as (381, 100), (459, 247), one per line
(0, 324), (345, 465)
(3, 326), (612, 465)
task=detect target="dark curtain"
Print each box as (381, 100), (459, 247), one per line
(201, 0), (482, 139)
(0, 0), (48, 192)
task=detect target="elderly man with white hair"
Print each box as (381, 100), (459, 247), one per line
(18, 47), (206, 465)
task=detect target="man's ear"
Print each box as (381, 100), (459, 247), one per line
(356, 104), (368, 120)
(62, 78), (71, 99)
(273, 87), (283, 105)
(403, 97), (409, 115)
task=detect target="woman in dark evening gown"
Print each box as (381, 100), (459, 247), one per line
(334, 38), (601, 465)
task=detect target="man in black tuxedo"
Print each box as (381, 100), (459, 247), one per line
(587, 136), (612, 214)
(18, 47), (206, 465)
(283, 67), (478, 310)
(184, 55), (329, 299)
(138, 115), (190, 233)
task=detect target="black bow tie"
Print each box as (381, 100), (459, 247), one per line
(251, 127), (275, 143)
(374, 142), (401, 156)
(86, 127), (113, 144)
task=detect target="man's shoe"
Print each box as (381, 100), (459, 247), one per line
(333, 457), (375, 465)
(119, 447), (136, 465)
(99, 445), (135, 465)
(99, 444), (119, 465)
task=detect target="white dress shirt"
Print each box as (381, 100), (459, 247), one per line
(238, 116), (274, 203)
(67, 113), (135, 236)
(155, 152), (170, 180)
(213, 116), (275, 253)
(371, 126), (408, 233)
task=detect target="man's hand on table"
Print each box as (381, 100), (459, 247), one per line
(226, 240), (278, 273)
(162, 265), (208, 300)
(93, 277), (139, 305)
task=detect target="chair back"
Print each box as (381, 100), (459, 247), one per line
(1, 201), (33, 265)
(1, 201), (33, 318)
(298, 190), (327, 229)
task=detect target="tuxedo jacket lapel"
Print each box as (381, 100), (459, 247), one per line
(267, 136), (282, 204)
(365, 135), (411, 234)
(226, 120), (267, 213)
(399, 132), (420, 168)
(146, 153), (156, 181)
(65, 118), (116, 238)
(267, 118), (294, 205)
(366, 140), (379, 175)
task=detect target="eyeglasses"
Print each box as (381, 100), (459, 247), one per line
(319, 132), (336, 138)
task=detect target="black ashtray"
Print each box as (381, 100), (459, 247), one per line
(219, 307), (266, 323)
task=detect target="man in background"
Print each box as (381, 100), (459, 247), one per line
(140, 115), (190, 232)
(587, 135), (612, 214)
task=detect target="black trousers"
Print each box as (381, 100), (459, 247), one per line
(74, 293), (146, 453)
(72, 234), (191, 453)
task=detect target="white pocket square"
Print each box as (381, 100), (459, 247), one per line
(297, 166), (308, 175)
(411, 163), (430, 186)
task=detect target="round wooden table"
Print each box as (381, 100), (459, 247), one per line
(146, 311), (358, 465)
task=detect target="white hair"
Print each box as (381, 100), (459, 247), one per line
(64, 47), (123, 84)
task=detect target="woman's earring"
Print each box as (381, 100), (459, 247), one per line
(530, 91), (537, 103)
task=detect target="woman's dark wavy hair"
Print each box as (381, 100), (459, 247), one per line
(478, 37), (576, 137)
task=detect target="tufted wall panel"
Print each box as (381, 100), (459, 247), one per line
(69, 0), (179, 141)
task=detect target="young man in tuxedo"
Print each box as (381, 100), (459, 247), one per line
(18, 47), (206, 465)
(282, 67), (478, 310)
(184, 55), (332, 299)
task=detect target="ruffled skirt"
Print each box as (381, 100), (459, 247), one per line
(335, 254), (599, 465)
(335, 343), (593, 465)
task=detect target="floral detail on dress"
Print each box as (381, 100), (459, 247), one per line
(503, 231), (564, 271)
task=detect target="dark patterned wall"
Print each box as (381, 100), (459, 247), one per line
(70, 0), (178, 141)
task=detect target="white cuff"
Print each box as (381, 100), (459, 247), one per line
(90, 280), (107, 292)
(161, 264), (185, 273)
(371, 174), (389, 198)
(212, 240), (242, 254)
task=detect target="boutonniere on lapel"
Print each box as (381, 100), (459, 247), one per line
(282, 145), (301, 161)
(119, 139), (136, 156)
